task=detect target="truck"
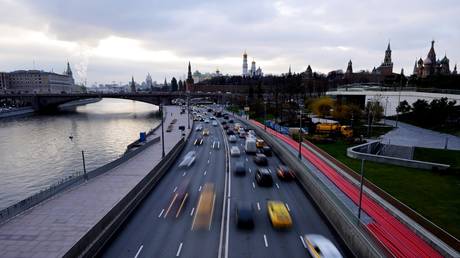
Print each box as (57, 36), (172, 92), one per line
(315, 123), (353, 138)
(244, 138), (257, 154)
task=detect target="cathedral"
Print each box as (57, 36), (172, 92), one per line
(242, 51), (263, 78)
(413, 41), (451, 78)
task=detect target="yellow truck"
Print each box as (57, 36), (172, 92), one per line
(315, 123), (353, 138)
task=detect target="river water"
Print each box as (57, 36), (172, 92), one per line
(0, 98), (160, 210)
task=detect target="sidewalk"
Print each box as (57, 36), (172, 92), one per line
(382, 120), (460, 150)
(0, 106), (190, 258)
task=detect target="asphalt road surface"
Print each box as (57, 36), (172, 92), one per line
(100, 107), (349, 258)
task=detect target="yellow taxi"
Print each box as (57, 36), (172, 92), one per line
(267, 201), (292, 229)
(202, 128), (210, 136)
(256, 139), (265, 148)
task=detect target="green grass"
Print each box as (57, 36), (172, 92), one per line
(315, 140), (460, 239)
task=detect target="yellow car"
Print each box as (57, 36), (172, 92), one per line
(256, 139), (265, 148)
(202, 129), (209, 136)
(267, 201), (292, 229)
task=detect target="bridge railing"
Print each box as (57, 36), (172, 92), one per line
(330, 85), (460, 95)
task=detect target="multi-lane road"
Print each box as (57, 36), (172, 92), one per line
(100, 107), (349, 258)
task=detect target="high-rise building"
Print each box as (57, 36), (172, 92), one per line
(145, 73), (153, 91)
(130, 76), (136, 93)
(242, 51), (248, 77)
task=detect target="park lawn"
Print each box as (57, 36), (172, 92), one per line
(315, 140), (460, 239)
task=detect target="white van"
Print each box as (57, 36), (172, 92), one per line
(244, 138), (257, 154)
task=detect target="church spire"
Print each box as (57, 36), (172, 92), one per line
(130, 76), (136, 93)
(65, 62), (73, 77)
(288, 65), (292, 76)
(187, 61), (193, 80)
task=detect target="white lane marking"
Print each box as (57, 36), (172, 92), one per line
(245, 157), (248, 162)
(182, 172), (186, 177)
(176, 242), (183, 256)
(257, 202), (261, 211)
(249, 168), (252, 173)
(268, 168), (272, 174)
(134, 245), (143, 258)
(198, 185), (202, 192)
(217, 142), (220, 149)
(209, 151), (212, 154)
(190, 207), (195, 216)
(158, 209), (165, 218)
(212, 141), (215, 149)
(285, 203), (291, 211)
(252, 182), (255, 189)
(300, 235), (307, 249)
(207, 159), (210, 164)
(276, 183), (280, 189)
(203, 170), (207, 176)
(263, 234), (268, 247)
(173, 186), (177, 193)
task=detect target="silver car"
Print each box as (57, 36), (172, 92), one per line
(178, 151), (197, 168)
(304, 234), (342, 258)
(230, 146), (241, 157)
(228, 135), (237, 143)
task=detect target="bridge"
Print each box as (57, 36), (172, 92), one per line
(0, 92), (228, 111)
(0, 105), (458, 257)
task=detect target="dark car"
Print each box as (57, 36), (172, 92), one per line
(221, 121), (227, 125)
(261, 146), (273, 156)
(255, 168), (273, 187)
(226, 129), (235, 135)
(223, 125), (229, 130)
(229, 119), (234, 123)
(276, 165), (295, 181)
(235, 202), (254, 229)
(234, 162), (246, 176)
(224, 115), (229, 120)
(253, 153), (268, 166)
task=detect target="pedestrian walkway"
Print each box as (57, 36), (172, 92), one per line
(382, 120), (460, 150)
(0, 106), (191, 258)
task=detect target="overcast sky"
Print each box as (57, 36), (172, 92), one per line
(0, 0), (459, 85)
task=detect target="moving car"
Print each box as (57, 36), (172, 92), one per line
(276, 165), (295, 181)
(230, 146), (241, 156)
(221, 121), (227, 125)
(235, 202), (254, 229)
(229, 119), (234, 123)
(304, 234), (342, 258)
(192, 183), (216, 231)
(267, 201), (292, 229)
(256, 139), (265, 148)
(255, 168), (273, 186)
(239, 132), (246, 138)
(194, 137), (204, 145)
(244, 138), (257, 154)
(212, 121), (218, 126)
(234, 161), (246, 176)
(228, 135), (237, 143)
(226, 129), (235, 135)
(202, 128), (209, 136)
(195, 125), (203, 131)
(253, 153), (268, 166)
(178, 151), (196, 168)
(261, 146), (273, 156)
(223, 125), (229, 130)
(204, 119), (210, 123)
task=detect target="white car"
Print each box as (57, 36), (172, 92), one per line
(204, 119), (210, 123)
(230, 146), (241, 157)
(304, 234), (342, 258)
(195, 125), (203, 131)
(212, 121), (218, 127)
(228, 135), (237, 143)
(178, 151), (196, 168)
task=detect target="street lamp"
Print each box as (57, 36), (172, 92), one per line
(298, 105), (303, 160)
(187, 93), (190, 129)
(264, 99), (267, 131)
(357, 159), (365, 220)
(160, 103), (165, 158)
(81, 150), (88, 181)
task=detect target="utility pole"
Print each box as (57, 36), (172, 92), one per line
(187, 93), (190, 129)
(357, 159), (365, 220)
(264, 99), (267, 131)
(161, 104), (165, 158)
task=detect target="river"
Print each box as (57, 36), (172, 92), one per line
(0, 98), (160, 210)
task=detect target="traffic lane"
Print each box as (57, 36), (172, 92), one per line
(228, 151), (306, 258)
(162, 120), (227, 258)
(101, 123), (224, 257)
(226, 137), (346, 257)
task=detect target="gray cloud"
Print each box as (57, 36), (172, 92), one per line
(1, 0), (459, 83)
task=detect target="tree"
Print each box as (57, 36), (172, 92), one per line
(310, 96), (334, 118)
(170, 77), (178, 91)
(365, 100), (384, 123)
(411, 99), (429, 124)
(396, 100), (411, 114)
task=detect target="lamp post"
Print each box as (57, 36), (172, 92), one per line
(264, 99), (267, 131)
(357, 159), (365, 220)
(298, 105), (303, 159)
(187, 93), (190, 129)
(81, 150), (88, 181)
(160, 103), (165, 158)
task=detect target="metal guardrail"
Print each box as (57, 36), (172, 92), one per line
(330, 86), (460, 95)
(0, 135), (161, 226)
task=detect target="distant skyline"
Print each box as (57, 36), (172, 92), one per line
(0, 0), (459, 85)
